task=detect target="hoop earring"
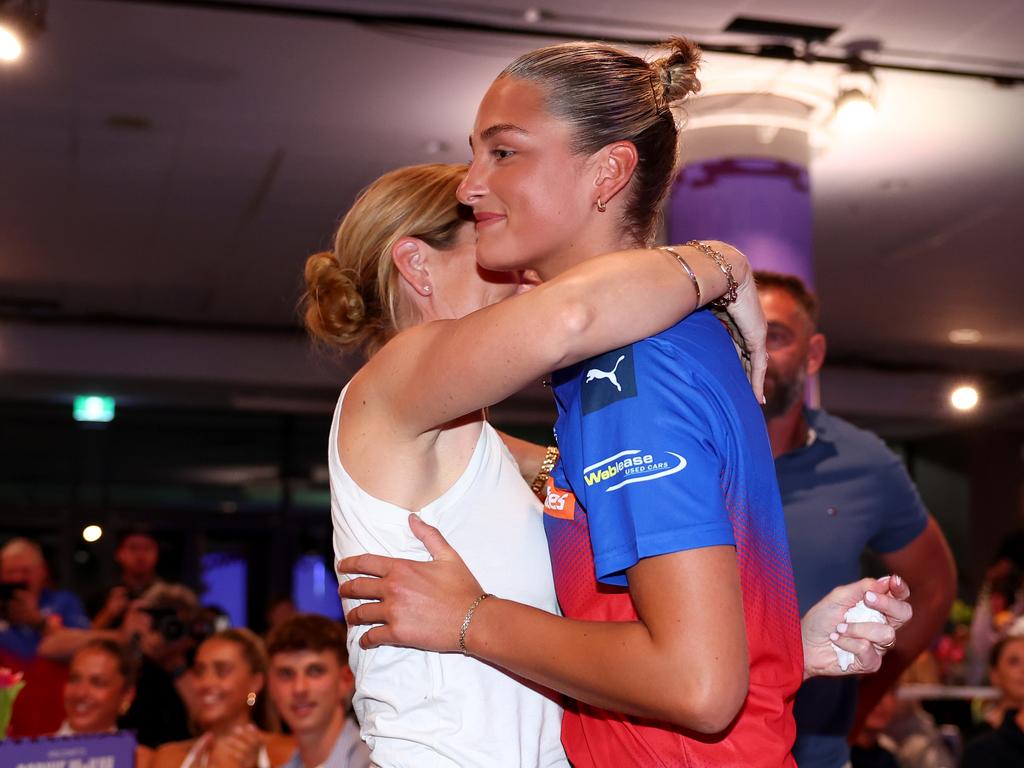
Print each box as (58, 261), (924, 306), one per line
(596, 197), (607, 213)
(246, 692), (257, 707)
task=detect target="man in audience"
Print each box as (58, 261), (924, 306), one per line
(756, 271), (957, 768)
(0, 537), (90, 657)
(0, 537), (91, 736)
(91, 529), (162, 629)
(267, 614), (370, 768)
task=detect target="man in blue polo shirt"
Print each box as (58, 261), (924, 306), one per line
(0, 537), (90, 660)
(756, 271), (957, 768)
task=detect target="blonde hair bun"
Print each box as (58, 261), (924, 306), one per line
(651, 36), (702, 105)
(303, 250), (371, 350)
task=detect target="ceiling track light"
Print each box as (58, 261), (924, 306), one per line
(833, 58), (878, 133)
(0, 0), (46, 63)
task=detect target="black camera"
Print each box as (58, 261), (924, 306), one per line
(0, 582), (28, 602)
(141, 606), (189, 641)
(141, 605), (217, 646)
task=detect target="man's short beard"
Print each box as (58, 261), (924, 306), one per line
(762, 369), (806, 420)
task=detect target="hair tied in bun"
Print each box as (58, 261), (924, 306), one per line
(648, 71), (666, 113)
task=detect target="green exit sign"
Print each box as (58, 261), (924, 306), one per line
(73, 395), (116, 423)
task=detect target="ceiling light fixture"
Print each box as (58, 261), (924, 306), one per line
(0, 23), (22, 62)
(950, 384), (980, 412)
(833, 55), (878, 133)
(948, 328), (982, 345)
(0, 0), (45, 64)
(834, 88), (876, 131)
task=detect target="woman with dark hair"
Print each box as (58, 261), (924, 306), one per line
(59, 639), (152, 768)
(153, 629), (293, 768)
(336, 38), (911, 767)
(962, 633), (1024, 766)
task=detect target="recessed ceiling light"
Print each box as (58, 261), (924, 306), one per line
(0, 24), (23, 63)
(948, 328), (982, 345)
(950, 385), (979, 412)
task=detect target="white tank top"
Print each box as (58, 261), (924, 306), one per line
(329, 385), (568, 768)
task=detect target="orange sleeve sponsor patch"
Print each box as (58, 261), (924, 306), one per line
(543, 475), (576, 520)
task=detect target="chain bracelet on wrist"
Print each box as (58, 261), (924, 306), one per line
(458, 593), (494, 654)
(685, 240), (738, 309)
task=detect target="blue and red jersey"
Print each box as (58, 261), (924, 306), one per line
(544, 310), (803, 767)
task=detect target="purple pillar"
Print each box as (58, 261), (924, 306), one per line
(668, 158), (814, 287)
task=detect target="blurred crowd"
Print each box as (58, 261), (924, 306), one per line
(4, 522), (1024, 767)
(0, 531), (370, 768)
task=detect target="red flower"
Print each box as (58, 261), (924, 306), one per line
(0, 668), (24, 689)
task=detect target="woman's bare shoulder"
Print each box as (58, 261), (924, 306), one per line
(151, 738), (194, 768)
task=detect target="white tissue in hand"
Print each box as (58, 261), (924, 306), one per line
(832, 600), (886, 671)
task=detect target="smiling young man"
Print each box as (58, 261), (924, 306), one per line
(266, 614), (370, 768)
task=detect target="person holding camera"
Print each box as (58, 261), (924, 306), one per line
(0, 538), (90, 658)
(90, 530), (163, 630)
(119, 583), (206, 748)
(0, 537), (91, 737)
(39, 581), (205, 748)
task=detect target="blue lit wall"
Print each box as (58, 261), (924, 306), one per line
(200, 552), (248, 628)
(293, 554), (342, 620)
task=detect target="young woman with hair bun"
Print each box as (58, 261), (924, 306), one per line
(334, 37), (912, 767)
(306, 157), (757, 766)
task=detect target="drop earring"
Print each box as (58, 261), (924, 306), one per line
(246, 692), (257, 707)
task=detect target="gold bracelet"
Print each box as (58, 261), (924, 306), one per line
(685, 240), (738, 309)
(530, 445), (560, 499)
(660, 246), (701, 307)
(458, 593), (493, 654)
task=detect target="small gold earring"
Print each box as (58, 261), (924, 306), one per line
(246, 692), (257, 707)
(596, 197), (607, 213)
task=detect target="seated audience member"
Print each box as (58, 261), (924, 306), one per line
(0, 537), (91, 657)
(968, 632), (1024, 741)
(58, 638), (153, 768)
(266, 615), (369, 768)
(153, 628), (293, 768)
(91, 530), (162, 630)
(962, 636), (1024, 767)
(0, 537), (91, 736)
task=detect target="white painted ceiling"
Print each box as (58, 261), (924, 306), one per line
(1, 0), (1022, 420)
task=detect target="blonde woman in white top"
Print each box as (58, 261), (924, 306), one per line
(302, 162), (762, 766)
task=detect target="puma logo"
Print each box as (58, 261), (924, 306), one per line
(585, 354), (626, 392)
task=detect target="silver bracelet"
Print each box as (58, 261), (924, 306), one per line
(685, 240), (738, 309)
(458, 593), (494, 654)
(660, 246), (702, 307)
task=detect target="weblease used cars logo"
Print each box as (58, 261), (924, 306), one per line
(582, 449), (687, 492)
